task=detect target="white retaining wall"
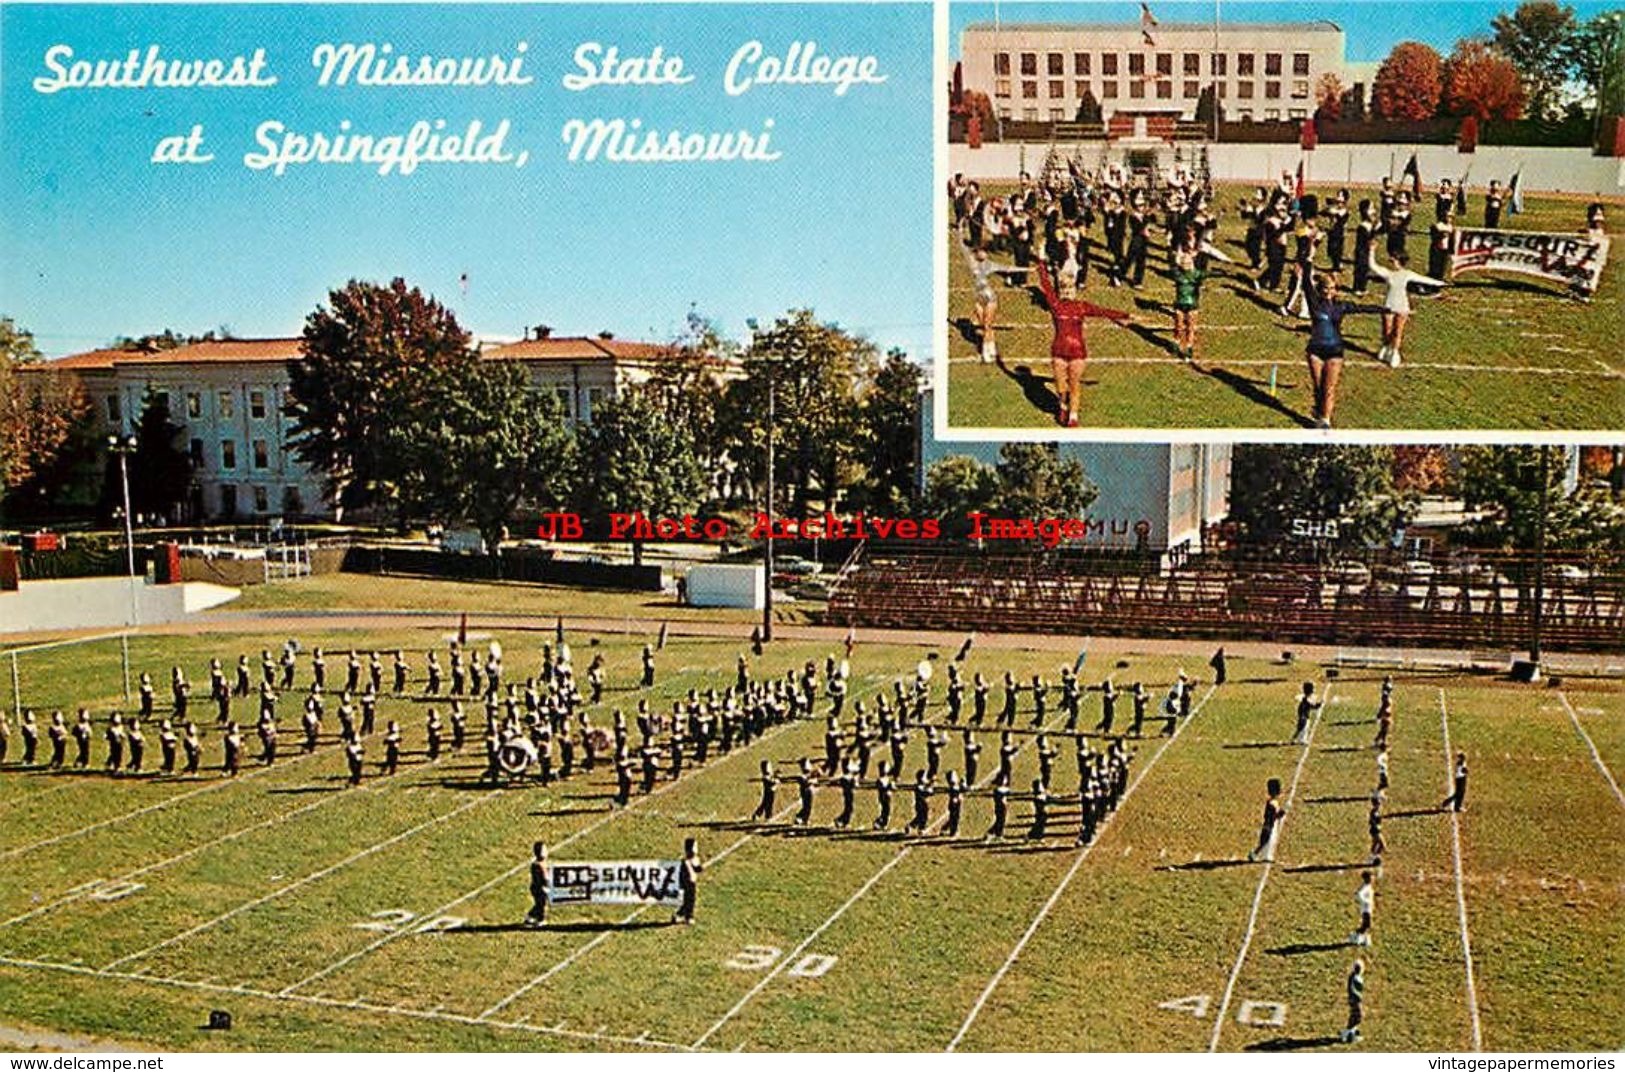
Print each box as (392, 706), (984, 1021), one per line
(951, 143), (1625, 196)
(0, 577), (239, 634)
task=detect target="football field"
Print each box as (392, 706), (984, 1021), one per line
(1, 626), (1620, 1051)
(945, 180), (1625, 431)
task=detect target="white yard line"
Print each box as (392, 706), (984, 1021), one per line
(1557, 692), (1625, 809)
(947, 355), (1619, 376)
(0, 741), (335, 862)
(1206, 687), (1329, 1053)
(946, 684), (1218, 1052)
(1438, 689), (1485, 1052)
(0, 953), (686, 1051)
(475, 810), (791, 1021)
(0, 779), (82, 813)
(102, 792), (486, 971)
(694, 697), (1174, 1052)
(1, 750), (459, 931)
(279, 718), (806, 998)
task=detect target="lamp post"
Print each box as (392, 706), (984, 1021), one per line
(108, 434), (140, 628)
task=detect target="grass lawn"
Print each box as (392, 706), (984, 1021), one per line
(216, 572), (820, 627)
(0, 623), (1619, 1051)
(945, 181), (1625, 431)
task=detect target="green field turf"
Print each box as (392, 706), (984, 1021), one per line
(945, 181), (1625, 431)
(0, 627), (1620, 1052)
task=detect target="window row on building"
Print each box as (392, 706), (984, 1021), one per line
(994, 50), (1312, 78)
(993, 76), (1312, 102)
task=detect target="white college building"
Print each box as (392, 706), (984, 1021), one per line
(50, 331), (709, 522)
(959, 20), (1348, 125)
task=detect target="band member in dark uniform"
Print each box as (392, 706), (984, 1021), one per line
(1098, 679), (1117, 733)
(73, 709), (92, 768)
(1027, 777), (1051, 839)
(20, 710), (39, 765)
(234, 656), (250, 698)
(673, 837), (703, 925)
(222, 722), (242, 777)
(872, 762), (895, 831)
(257, 715), (277, 766)
(346, 737), (365, 786)
(986, 774), (1011, 840)
(47, 711), (67, 769)
(426, 709), (443, 762)
(794, 758), (816, 826)
(906, 769), (933, 834)
(158, 718), (177, 774)
(972, 672), (989, 725)
(1444, 751), (1468, 812)
(138, 672), (155, 720)
(1483, 179), (1504, 229)
(312, 647), (328, 692)
(944, 771), (966, 837)
(1061, 669), (1081, 730)
(182, 721), (201, 774)
(962, 728), (982, 786)
(998, 671), (1019, 727)
(383, 721), (401, 775)
(613, 755), (634, 807)
(104, 713), (125, 772)
(1130, 682), (1149, 736)
(996, 730), (1017, 786)
(925, 726), (946, 782)
(1325, 191), (1350, 272)
(1209, 647), (1228, 686)
(833, 763), (857, 828)
(1343, 201), (1373, 295)
(750, 756), (776, 815)
(392, 651), (409, 695)
(1248, 777), (1284, 862)
(524, 842), (549, 928)
(641, 644), (656, 688)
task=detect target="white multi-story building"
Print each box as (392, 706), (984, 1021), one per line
(50, 331), (716, 521)
(960, 20), (1347, 125)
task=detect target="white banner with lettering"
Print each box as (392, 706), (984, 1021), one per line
(1450, 227), (1610, 291)
(545, 860), (683, 906)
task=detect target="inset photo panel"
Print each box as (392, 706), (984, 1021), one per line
(943, 0), (1624, 435)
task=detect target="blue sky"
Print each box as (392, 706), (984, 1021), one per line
(951, 1), (1618, 61)
(1, 3), (932, 359)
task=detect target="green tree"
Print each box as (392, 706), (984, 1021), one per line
(120, 389), (194, 522)
(405, 361), (576, 558)
(855, 350), (924, 511)
(287, 278), (474, 522)
(725, 310), (880, 517)
(923, 454), (1001, 538)
(1455, 446), (1625, 554)
(643, 309), (736, 498)
(922, 444), (1099, 540)
(576, 386), (707, 564)
(1568, 12), (1625, 120)
(993, 443), (1098, 521)
(1228, 445), (1417, 550)
(1492, 0), (1581, 119)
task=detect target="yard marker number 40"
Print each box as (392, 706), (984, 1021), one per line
(726, 945), (838, 979)
(1160, 995), (1288, 1027)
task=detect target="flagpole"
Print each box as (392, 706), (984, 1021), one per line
(1212, 0), (1220, 143)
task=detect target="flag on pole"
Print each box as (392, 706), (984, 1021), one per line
(457, 612), (468, 647)
(1140, 2), (1159, 27)
(1141, 28), (1157, 47)
(1507, 171), (1523, 215)
(1294, 159), (1305, 200)
(1401, 152), (1421, 199)
(1455, 179), (1467, 215)
(1073, 646), (1089, 674)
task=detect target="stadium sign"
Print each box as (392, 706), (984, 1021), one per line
(546, 860), (684, 906)
(1450, 228), (1610, 292)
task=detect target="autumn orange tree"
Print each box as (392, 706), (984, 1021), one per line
(1315, 72), (1346, 121)
(0, 316), (91, 514)
(1372, 41), (1444, 120)
(1443, 38), (1527, 120)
